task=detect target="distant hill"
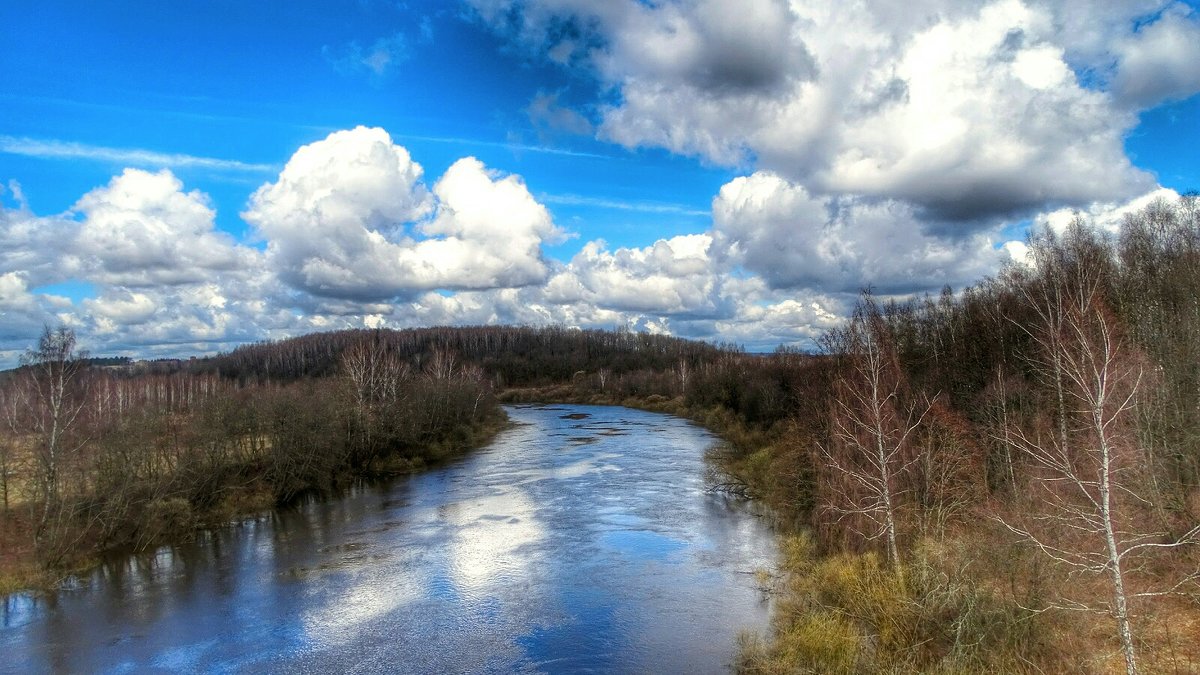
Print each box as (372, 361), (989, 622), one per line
(185, 325), (734, 386)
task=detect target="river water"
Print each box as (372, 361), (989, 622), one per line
(1, 404), (777, 673)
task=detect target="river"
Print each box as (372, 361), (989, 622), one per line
(1, 404), (777, 673)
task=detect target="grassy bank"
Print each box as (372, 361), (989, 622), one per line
(733, 532), (1065, 674)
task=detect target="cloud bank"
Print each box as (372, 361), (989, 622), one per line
(0, 122), (1114, 365)
(4, 0), (1199, 364)
(469, 0), (1199, 223)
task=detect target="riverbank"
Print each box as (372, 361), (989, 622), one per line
(2, 389), (748, 597)
(498, 388), (1197, 673)
(4, 385), (730, 597)
(0, 391), (508, 596)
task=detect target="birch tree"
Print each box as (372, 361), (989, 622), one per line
(818, 294), (932, 568)
(343, 336), (410, 410)
(1000, 282), (1200, 675)
(19, 326), (90, 548)
(342, 336), (410, 459)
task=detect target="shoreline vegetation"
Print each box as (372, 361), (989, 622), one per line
(0, 337), (509, 596)
(0, 326), (723, 596)
(4, 196), (1200, 672)
(0, 412), (510, 596)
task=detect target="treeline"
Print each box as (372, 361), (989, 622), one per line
(732, 194), (1200, 673)
(188, 325), (725, 386)
(0, 330), (502, 583)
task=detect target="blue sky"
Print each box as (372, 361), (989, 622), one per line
(1, 0), (1198, 364)
(1, 1), (729, 246)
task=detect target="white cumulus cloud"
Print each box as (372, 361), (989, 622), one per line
(468, 0), (1200, 222)
(712, 172), (1008, 293)
(0, 272), (38, 313)
(74, 168), (259, 286)
(545, 234), (731, 317)
(245, 126), (562, 300)
(1111, 5), (1200, 107)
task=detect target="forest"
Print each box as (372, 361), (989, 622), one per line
(726, 194), (1200, 674)
(2, 195), (1199, 673)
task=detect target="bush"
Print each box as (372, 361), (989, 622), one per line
(740, 533), (1052, 674)
(138, 498), (195, 548)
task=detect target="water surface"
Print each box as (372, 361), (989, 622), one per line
(2, 404), (776, 673)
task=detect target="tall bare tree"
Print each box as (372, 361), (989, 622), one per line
(425, 347), (458, 382)
(342, 335), (410, 458)
(342, 336), (410, 409)
(999, 281), (1200, 675)
(818, 294), (932, 568)
(19, 326), (90, 546)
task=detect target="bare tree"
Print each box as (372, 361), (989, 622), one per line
(676, 357), (690, 395)
(999, 283), (1200, 675)
(459, 363), (490, 421)
(342, 336), (410, 458)
(18, 326), (91, 545)
(983, 365), (1020, 492)
(596, 367), (611, 392)
(911, 401), (978, 540)
(425, 347), (457, 381)
(818, 294), (932, 568)
(342, 336), (410, 409)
